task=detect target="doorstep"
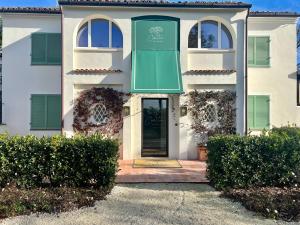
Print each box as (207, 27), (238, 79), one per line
(116, 160), (209, 183)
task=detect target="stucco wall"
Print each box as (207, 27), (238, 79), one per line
(248, 17), (300, 130)
(1, 9), (299, 159)
(0, 7), (248, 159)
(62, 7), (247, 159)
(1, 14), (61, 136)
(187, 50), (236, 70)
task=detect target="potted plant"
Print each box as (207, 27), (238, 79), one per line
(196, 132), (208, 161)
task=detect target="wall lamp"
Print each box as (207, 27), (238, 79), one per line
(123, 106), (130, 117)
(180, 106), (187, 117)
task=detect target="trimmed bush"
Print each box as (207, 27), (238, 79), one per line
(271, 126), (300, 138)
(207, 129), (300, 189)
(0, 134), (118, 189)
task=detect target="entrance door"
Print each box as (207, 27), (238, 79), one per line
(142, 99), (168, 157)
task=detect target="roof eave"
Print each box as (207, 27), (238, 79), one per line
(249, 12), (300, 18)
(59, 1), (252, 9)
(0, 8), (61, 15)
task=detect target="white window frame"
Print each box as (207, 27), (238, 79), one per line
(91, 102), (108, 125)
(190, 21), (234, 51)
(202, 101), (219, 129)
(76, 19), (123, 50)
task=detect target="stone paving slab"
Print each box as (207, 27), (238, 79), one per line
(116, 160), (209, 183)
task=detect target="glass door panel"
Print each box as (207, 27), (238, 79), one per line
(142, 99), (168, 157)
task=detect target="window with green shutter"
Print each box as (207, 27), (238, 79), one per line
(248, 37), (270, 67)
(247, 95), (270, 130)
(31, 94), (61, 130)
(31, 33), (62, 65)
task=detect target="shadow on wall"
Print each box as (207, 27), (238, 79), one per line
(248, 20), (286, 31)
(288, 72), (298, 80)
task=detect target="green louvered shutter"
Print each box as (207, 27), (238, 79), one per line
(255, 37), (270, 66)
(47, 33), (62, 65)
(247, 96), (255, 129)
(31, 33), (47, 65)
(255, 96), (270, 129)
(31, 95), (46, 129)
(248, 37), (255, 66)
(248, 95), (270, 130)
(46, 95), (61, 129)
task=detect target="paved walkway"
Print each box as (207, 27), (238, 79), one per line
(116, 160), (208, 183)
(1, 184), (297, 225)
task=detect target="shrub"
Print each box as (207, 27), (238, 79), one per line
(207, 131), (300, 189)
(0, 186), (109, 219)
(0, 134), (118, 189)
(271, 126), (300, 138)
(223, 187), (300, 221)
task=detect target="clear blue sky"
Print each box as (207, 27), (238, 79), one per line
(0, 0), (299, 12)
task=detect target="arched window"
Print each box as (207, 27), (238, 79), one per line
(221, 24), (233, 49)
(188, 20), (233, 49)
(93, 103), (108, 125)
(77, 19), (123, 48)
(203, 103), (217, 123)
(77, 23), (88, 47)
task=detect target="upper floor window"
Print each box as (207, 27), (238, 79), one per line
(248, 36), (270, 67)
(77, 19), (123, 48)
(188, 20), (233, 49)
(31, 33), (62, 65)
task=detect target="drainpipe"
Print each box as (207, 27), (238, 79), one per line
(244, 9), (250, 136)
(60, 6), (64, 135)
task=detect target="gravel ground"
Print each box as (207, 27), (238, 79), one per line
(1, 183), (299, 225)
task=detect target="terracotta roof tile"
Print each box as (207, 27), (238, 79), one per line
(0, 7), (61, 14)
(59, 0), (252, 8)
(185, 70), (236, 75)
(249, 11), (300, 17)
(73, 69), (122, 74)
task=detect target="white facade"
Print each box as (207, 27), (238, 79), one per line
(248, 16), (300, 132)
(1, 14), (61, 135)
(0, 3), (298, 159)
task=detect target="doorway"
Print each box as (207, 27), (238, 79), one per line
(142, 98), (168, 157)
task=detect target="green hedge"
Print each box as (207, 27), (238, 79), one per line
(0, 134), (119, 189)
(207, 128), (300, 189)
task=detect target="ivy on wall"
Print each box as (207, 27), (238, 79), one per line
(73, 87), (128, 136)
(188, 90), (236, 144)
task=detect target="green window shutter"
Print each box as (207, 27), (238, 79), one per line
(46, 95), (61, 129)
(31, 95), (46, 129)
(247, 96), (255, 129)
(248, 95), (270, 130)
(47, 33), (62, 65)
(255, 37), (270, 66)
(31, 33), (47, 65)
(248, 37), (255, 65)
(31, 94), (61, 130)
(254, 96), (270, 129)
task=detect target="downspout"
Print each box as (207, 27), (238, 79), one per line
(60, 6), (64, 135)
(244, 9), (250, 135)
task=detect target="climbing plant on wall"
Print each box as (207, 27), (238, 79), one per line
(73, 87), (128, 136)
(188, 90), (236, 144)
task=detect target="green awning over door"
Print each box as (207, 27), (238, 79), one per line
(131, 16), (183, 94)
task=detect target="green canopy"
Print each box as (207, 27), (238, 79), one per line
(131, 16), (183, 94)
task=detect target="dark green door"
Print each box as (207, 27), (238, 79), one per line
(142, 99), (168, 157)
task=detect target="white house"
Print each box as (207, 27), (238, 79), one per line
(0, 1), (299, 160)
